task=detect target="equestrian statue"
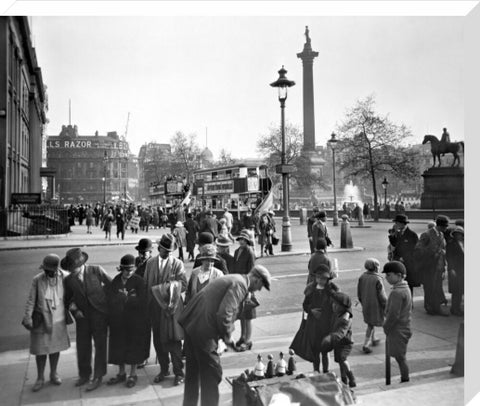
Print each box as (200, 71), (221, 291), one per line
(422, 128), (464, 167)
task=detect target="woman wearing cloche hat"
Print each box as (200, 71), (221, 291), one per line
(106, 254), (149, 389)
(185, 244), (224, 304)
(233, 229), (257, 351)
(22, 254), (71, 392)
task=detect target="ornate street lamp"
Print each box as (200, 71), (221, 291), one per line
(103, 150), (108, 204)
(381, 177), (389, 217)
(328, 132), (339, 226)
(270, 66), (295, 251)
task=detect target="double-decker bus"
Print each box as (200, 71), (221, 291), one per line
(192, 160), (272, 217)
(148, 179), (188, 208)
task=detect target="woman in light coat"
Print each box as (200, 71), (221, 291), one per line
(22, 254), (71, 392)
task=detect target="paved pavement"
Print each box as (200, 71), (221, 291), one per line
(0, 218), (465, 405)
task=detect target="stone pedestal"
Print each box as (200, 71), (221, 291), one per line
(420, 167), (464, 209)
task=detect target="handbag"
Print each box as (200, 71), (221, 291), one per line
(32, 310), (44, 329)
(289, 312), (314, 362)
(271, 235), (279, 245)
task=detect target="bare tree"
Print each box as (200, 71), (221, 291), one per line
(170, 131), (202, 183)
(256, 122), (304, 186)
(215, 148), (237, 166)
(336, 95), (418, 221)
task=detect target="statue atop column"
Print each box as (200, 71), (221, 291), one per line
(305, 26), (311, 44)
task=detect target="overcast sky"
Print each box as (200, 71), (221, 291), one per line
(28, 13), (464, 159)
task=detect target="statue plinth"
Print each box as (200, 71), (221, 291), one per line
(420, 167), (464, 209)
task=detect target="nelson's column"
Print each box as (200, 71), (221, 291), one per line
(297, 26), (325, 196)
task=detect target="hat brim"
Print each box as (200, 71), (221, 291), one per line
(197, 255), (217, 261)
(158, 242), (175, 252)
(118, 265), (136, 271)
(216, 241), (232, 247)
(392, 219), (409, 224)
(39, 264), (59, 272)
(60, 252), (89, 271)
(135, 246), (152, 252)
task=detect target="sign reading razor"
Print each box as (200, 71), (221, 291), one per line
(47, 140), (128, 149)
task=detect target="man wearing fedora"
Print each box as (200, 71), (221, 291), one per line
(216, 235), (235, 274)
(388, 214), (419, 296)
(144, 233), (187, 386)
(134, 238), (153, 279)
(312, 211), (333, 252)
(179, 264), (272, 406)
(416, 215), (450, 316)
(63, 248), (111, 391)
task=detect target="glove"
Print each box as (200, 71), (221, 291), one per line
(310, 308), (322, 320)
(320, 336), (333, 352)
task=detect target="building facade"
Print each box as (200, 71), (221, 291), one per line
(47, 125), (132, 204)
(0, 17), (48, 208)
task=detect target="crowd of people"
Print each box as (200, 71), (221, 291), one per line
(21, 203), (463, 405)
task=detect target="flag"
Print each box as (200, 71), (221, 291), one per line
(180, 190), (192, 207)
(254, 184), (275, 216)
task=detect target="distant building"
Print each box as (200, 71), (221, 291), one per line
(0, 17), (48, 208)
(47, 126), (132, 204)
(137, 142), (172, 201)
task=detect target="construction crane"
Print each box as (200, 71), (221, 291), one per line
(122, 112), (130, 142)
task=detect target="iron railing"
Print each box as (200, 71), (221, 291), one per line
(0, 205), (70, 237)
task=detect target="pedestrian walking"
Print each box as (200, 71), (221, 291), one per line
(382, 261), (413, 383)
(21, 254), (71, 392)
(173, 221), (187, 262)
(179, 265), (272, 406)
(144, 234), (187, 386)
(85, 204), (94, 234)
(307, 238), (332, 285)
(184, 213), (199, 261)
(63, 248), (111, 391)
(101, 208), (114, 241)
(258, 213), (274, 257)
(307, 206), (320, 254)
(233, 230), (256, 351)
(321, 291), (356, 388)
(116, 207), (127, 240)
(106, 255), (149, 389)
(312, 211), (333, 252)
(357, 258), (387, 354)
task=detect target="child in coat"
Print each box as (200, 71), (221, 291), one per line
(357, 258), (387, 353)
(382, 261), (412, 383)
(321, 291), (356, 388)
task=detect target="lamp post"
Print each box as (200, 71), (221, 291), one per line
(103, 150), (108, 204)
(328, 132), (339, 226)
(270, 66), (295, 252)
(381, 177), (389, 217)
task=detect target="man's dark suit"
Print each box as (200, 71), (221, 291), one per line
(389, 227), (419, 288)
(64, 265), (111, 380)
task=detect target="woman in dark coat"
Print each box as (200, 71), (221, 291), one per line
(184, 213), (199, 261)
(446, 226), (464, 316)
(106, 254), (149, 388)
(233, 230), (256, 351)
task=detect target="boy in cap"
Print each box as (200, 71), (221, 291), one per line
(302, 264), (339, 374)
(321, 291), (356, 387)
(382, 261), (412, 383)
